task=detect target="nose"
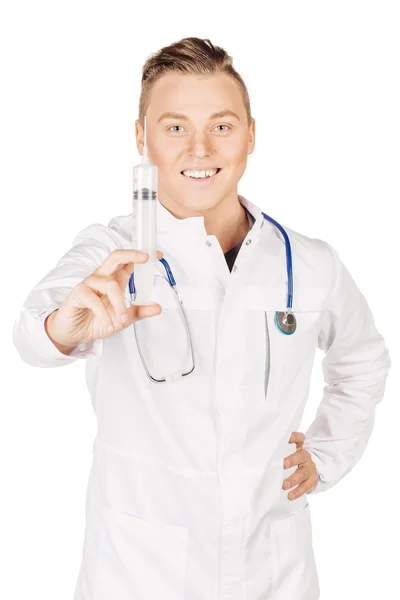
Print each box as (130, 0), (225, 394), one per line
(187, 130), (214, 159)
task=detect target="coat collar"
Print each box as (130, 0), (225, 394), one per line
(113, 194), (284, 288)
(157, 194), (268, 249)
(153, 194), (284, 289)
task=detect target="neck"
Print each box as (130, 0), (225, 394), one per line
(204, 199), (249, 254)
(158, 190), (250, 254)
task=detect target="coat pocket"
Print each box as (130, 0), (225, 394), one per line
(264, 308), (323, 408)
(95, 504), (189, 600)
(269, 504), (320, 598)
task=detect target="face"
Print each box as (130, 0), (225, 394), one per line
(135, 72), (255, 218)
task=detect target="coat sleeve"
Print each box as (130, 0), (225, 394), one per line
(12, 223), (123, 368)
(303, 242), (391, 494)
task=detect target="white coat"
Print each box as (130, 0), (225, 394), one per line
(13, 195), (391, 599)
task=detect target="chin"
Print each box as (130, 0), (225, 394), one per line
(180, 196), (223, 214)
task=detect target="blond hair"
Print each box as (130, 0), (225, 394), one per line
(138, 37), (253, 127)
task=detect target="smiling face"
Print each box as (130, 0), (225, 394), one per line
(135, 72), (255, 219)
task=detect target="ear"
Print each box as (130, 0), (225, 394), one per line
(248, 118), (255, 155)
(135, 119), (144, 156)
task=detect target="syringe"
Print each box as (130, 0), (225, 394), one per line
(132, 115), (158, 305)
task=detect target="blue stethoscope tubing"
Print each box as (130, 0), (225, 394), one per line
(129, 212), (296, 336)
(261, 212), (297, 335)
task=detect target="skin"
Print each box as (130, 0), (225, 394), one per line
(135, 72), (253, 254)
(135, 72), (319, 498)
(285, 431), (319, 497)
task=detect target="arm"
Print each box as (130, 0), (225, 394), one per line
(303, 242), (391, 494)
(12, 223), (122, 368)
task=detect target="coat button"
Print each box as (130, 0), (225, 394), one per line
(206, 241), (212, 247)
(245, 239), (252, 245)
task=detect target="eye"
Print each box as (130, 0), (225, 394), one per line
(214, 124), (231, 132)
(168, 124), (232, 133)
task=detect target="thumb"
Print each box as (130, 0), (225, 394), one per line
(128, 303), (162, 322)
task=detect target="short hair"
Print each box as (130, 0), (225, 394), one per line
(138, 37), (253, 127)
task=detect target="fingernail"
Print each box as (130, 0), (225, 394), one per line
(120, 313), (127, 323)
(283, 480), (290, 489)
(284, 460), (290, 468)
(108, 324), (114, 332)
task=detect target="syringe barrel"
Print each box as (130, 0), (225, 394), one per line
(132, 163), (158, 260)
(132, 162), (158, 306)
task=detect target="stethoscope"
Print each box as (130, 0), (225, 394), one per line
(128, 212), (296, 383)
(261, 212), (297, 336)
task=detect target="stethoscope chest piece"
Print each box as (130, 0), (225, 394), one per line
(275, 310), (297, 335)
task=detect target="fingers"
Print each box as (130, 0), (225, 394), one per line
(282, 464), (309, 490)
(121, 250), (164, 277)
(74, 283), (115, 330)
(80, 248), (165, 331)
(96, 249), (164, 277)
(288, 431), (305, 445)
(284, 448), (309, 468)
(77, 277), (163, 332)
(96, 249), (149, 277)
(282, 449), (319, 499)
(82, 274), (128, 326)
(283, 467), (319, 500)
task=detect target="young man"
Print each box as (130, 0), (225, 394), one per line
(13, 37), (391, 600)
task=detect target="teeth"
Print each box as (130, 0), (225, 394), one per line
(182, 168), (219, 179)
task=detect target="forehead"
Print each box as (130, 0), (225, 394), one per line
(147, 72), (245, 119)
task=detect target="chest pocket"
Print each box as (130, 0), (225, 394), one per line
(237, 285), (329, 408)
(264, 287), (329, 407)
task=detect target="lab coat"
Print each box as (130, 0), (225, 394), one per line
(13, 195), (391, 600)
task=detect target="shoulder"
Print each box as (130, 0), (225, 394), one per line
(285, 224), (333, 257)
(72, 214), (132, 251)
(267, 221), (338, 288)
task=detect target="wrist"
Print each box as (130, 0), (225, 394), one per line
(44, 311), (77, 355)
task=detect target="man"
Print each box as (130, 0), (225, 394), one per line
(13, 37), (391, 600)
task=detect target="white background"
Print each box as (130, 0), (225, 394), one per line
(1, 1), (399, 598)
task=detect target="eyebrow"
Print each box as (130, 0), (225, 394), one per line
(157, 110), (240, 123)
